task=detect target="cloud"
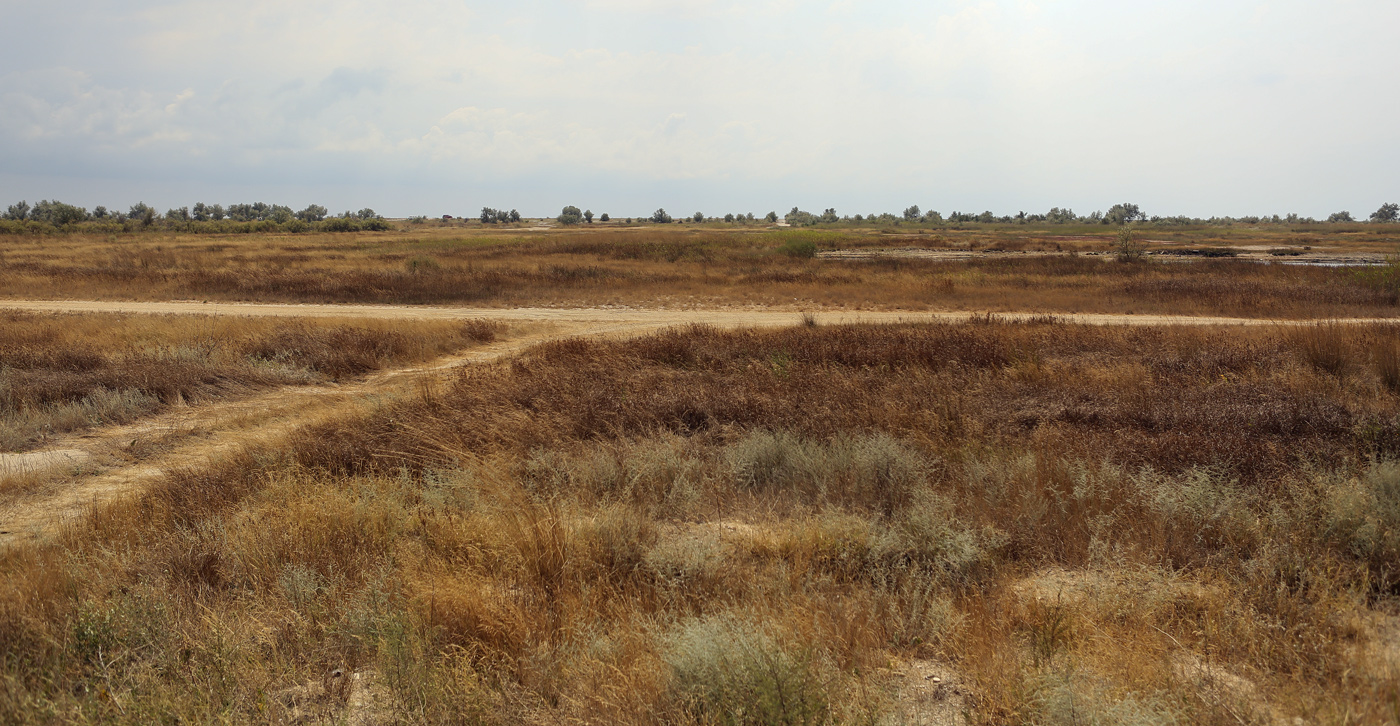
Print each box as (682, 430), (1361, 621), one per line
(0, 0), (1396, 216)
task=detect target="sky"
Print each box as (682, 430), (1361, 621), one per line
(1, 0), (1397, 219)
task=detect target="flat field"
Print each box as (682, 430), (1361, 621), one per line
(1, 222), (1398, 317)
(1, 224), (1399, 725)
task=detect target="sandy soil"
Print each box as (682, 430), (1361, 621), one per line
(2, 299), (1395, 327)
(0, 322), (573, 546)
(1, 300), (1395, 548)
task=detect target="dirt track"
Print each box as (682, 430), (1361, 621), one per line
(2, 298), (1396, 327)
(1, 299), (1396, 548)
(0, 322), (572, 547)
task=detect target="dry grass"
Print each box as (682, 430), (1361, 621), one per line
(0, 311), (501, 451)
(0, 226), (1396, 318)
(2, 320), (1399, 723)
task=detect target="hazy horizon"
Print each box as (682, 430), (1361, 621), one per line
(3, 1), (1397, 219)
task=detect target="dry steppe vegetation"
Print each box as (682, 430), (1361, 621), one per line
(1, 224), (1398, 317)
(0, 311), (501, 453)
(4, 319), (1400, 724)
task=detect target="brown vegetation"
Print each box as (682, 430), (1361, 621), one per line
(0, 311), (500, 451)
(2, 320), (1398, 724)
(0, 226), (1397, 318)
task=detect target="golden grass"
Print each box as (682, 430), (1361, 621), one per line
(0, 226), (1396, 318)
(3, 320), (1400, 724)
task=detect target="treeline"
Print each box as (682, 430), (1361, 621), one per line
(0, 200), (391, 234)
(5, 197), (1398, 235)
(549, 202), (1400, 228)
(774, 202), (1400, 228)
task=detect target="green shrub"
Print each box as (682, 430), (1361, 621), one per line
(1140, 467), (1260, 556)
(1323, 460), (1400, 589)
(362, 218), (392, 231)
(886, 493), (995, 581)
(725, 430), (928, 512)
(320, 217), (362, 233)
(727, 430), (817, 492)
(664, 614), (829, 726)
(0, 219), (56, 235)
(781, 239), (817, 258)
(1030, 672), (1182, 726)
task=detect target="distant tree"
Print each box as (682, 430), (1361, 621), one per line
(765, 211), (778, 223)
(693, 211), (705, 223)
(165, 206), (190, 221)
(1114, 226), (1147, 262)
(903, 205), (921, 220)
(600, 213), (610, 222)
(724, 213), (735, 223)
(296, 204), (328, 222)
(29, 200), (88, 225)
(1046, 207), (1076, 224)
(269, 205), (294, 223)
(1370, 203), (1399, 223)
(1104, 203), (1145, 225)
(1327, 211), (1355, 223)
(5, 201), (30, 220)
(357, 208), (379, 220)
(746, 213), (755, 222)
(853, 214), (864, 222)
(923, 211), (943, 224)
(128, 202), (156, 226)
(651, 208), (672, 224)
(92, 205), (108, 219)
(509, 209), (521, 223)
(785, 207), (818, 226)
(480, 207), (499, 223)
(558, 205), (584, 225)
(584, 209), (594, 223)
(210, 204), (226, 221)
(192, 202), (210, 221)
(821, 208), (838, 224)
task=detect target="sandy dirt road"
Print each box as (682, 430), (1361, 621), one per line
(0, 300), (1395, 547)
(0, 322), (576, 547)
(2, 298), (1396, 327)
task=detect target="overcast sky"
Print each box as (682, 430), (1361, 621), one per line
(2, 0), (1396, 218)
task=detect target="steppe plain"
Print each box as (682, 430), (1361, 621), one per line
(2, 219), (1400, 725)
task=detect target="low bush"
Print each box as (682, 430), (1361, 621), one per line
(664, 614), (829, 726)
